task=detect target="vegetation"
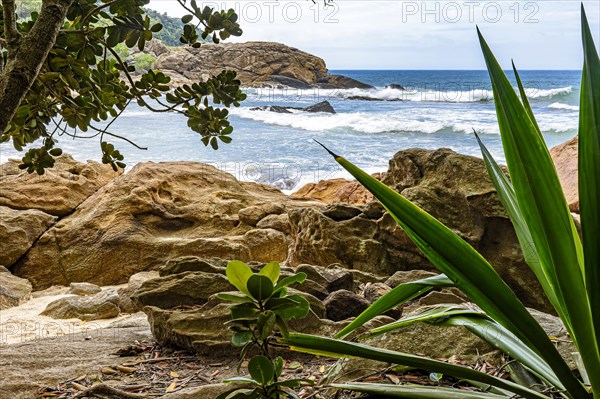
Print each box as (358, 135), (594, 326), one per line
(218, 260), (313, 399)
(276, 5), (599, 399)
(0, 0), (245, 174)
(132, 52), (155, 71)
(142, 8), (210, 46)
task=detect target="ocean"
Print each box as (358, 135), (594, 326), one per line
(0, 70), (580, 193)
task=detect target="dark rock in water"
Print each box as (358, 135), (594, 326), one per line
(325, 74), (374, 89)
(386, 83), (406, 90)
(249, 105), (293, 113)
(304, 100), (336, 114)
(324, 289), (370, 321)
(251, 100), (335, 114)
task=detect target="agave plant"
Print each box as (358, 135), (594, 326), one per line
(277, 5), (599, 399)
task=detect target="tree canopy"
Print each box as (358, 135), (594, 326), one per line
(0, 0), (246, 174)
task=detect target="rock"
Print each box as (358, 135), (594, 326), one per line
(550, 136), (579, 212)
(256, 213), (291, 234)
(362, 282), (392, 303)
(385, 270), (438, 287)
(13, 162), (314, 289)
(239, 203), (285, 226)
(159, 257), (225, 276)
(328, 264), (387, 286)
(529, 308), (576, 368)
(0, 272), (32, 309)
(250, 101), (336, 114)
(291, 175), (383, 205)
(68, 282), (102, 296)
(418, 291), (466, 306)
(0, 206), (56, 268)
(155, 41), (370, 89)
(31, 285), (69, 298)
(0, 265), (9, 273)
(290, 148), (552, 312)
(132, 271), (232, 309)
(0, 153), (120, 216)
(41, 289), (120, 321)
(324, 307), (500, 383)
(322, 204), (363, 221)
(304, 100), (336, 114)
(324, 290), (370, 321)
(296, 264), (354, 293)
(117, 271), (160, 313)
(386, 83), (405, 90)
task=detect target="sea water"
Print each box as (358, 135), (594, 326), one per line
(0, 70), (580, 193)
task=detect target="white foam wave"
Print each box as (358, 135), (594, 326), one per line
(548, 102), (579, 111)
(243, 86), (573, 103)
(233, 107), (578, 135)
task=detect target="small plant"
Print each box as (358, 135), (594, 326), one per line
(217, 260), (314, 399)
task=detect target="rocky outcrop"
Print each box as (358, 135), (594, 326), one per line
(13, 162), (318, 289)
(0, 268), (32, 309)
(550, 135), (578, 212)
(155, 41), (372, 89)
(68, 282), (102, 296)
(289, 148), (550, 312)
(0, 206), (56, 267)
(0, 153), (121, 217)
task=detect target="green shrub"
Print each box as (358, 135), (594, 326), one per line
(279, 5), (599, 399)
(133, 53), (156, 72)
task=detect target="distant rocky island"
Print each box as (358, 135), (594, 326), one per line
(141, 40), (374, 89)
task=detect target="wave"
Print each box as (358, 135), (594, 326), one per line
(232, 107), (578, 135)
(548, 102), (579, 111)
(243, 86), (574, 104)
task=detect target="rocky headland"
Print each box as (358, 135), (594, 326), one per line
(143, 40), (373, 89)
(0, 137), (579, 398)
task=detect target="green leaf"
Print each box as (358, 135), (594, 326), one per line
(336, 274), (453, 339)
(226, 260), (254, 298)
(258, 261), (280, 284)
(271, 295), (309, 320)
(246, 275), (274, 301)
(273, 356), (284, 377)
(218, 292), (253, 303)
(232, 330), (253, 347)
(330, 383), (513, 399)
(477, 27), (596, 396)
(181, 14), (194, 23)
(281, 333), (550, 399)
(248, 355), (274, 385)
(273, 273), (307, 293)
(256, 310), (276, 340)
(579, 5), (600, 383)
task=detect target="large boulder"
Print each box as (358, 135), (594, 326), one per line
(155, 41), (371, 89)
(550, 136), (579, 212)
(0, 206), (56, 267)
(12, 162), (316, 289)
(0, 154), (120, 216)
(289, 148), (551, 312)
(0, 269), (32, 309)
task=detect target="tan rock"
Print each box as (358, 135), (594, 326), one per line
(0, 272), (32, 309)
(41, 289), (120, 321)
(292, 175), (382, 205)
(0, 154), (121, 216)
(550, 135), (579, 212)
(0, 206), (56, 267)
(13, 162), (314, 289)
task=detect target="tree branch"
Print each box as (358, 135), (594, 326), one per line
(0, 0), (75, 133)
(2, 0), (21, 54)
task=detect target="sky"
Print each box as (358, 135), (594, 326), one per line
(149, 0), (598, 70)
